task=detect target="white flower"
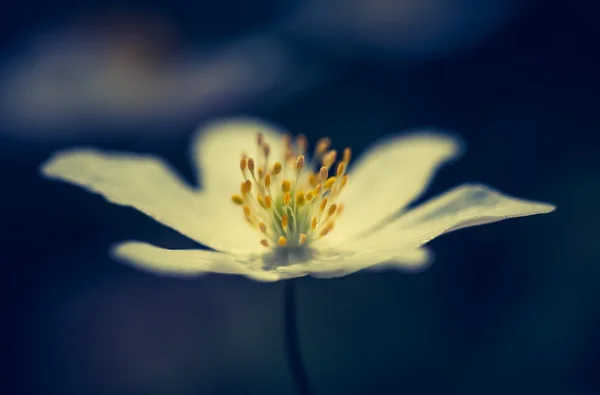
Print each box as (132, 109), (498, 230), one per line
(41, 118), (555, 282)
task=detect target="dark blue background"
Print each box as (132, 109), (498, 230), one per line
(1, 1), (597, 394)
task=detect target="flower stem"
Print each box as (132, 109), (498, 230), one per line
(283, 280), (314, 395)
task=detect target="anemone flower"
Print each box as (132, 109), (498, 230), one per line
(41, 118), (554, 394)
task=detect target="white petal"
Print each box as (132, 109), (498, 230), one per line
(343, 184), (556, 251)
(41, 150), (263, 254)
(113, 241), (280, 282)
(327, 131), (462, 244)
(191, 117), (286, 193)
(275, 247), (432, 279)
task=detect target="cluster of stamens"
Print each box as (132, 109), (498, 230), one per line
(231, 133), (351, 248)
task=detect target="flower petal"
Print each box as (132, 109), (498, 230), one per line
(191, 117), (286, 193)
(41, 149), (264, 254)
(328, 131), (462, 244)
(275, 247), (432, 279)
(342, 184), (556, 251)
(113, 241), (280, 282)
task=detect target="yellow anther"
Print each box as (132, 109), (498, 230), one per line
(328, 204), (337, 217)
(231, 194), (244, 205)
(299, 234), (307, 244)
(343, 147), (352, 164)
(243, 205), (251, 216)
(322, 150), (337, 167)
(260, 239), (269, 247)
(319, 166), (328, 181)
(296, 134), (308, 151)
(296, 191), (306, 206)
(324, 177), (336, 189)
(305, 191), (314, 202)
(265, 195), (273, 208)
(320, 222), (334, 237)
(258, 167), (264, 179)
(309, 173), (318, 187)
(281, 214), (289, 228)
(263, 143), (270, 157)
(341, 175), (349, 188)
(282, 179), (291, 193)
(248, 157), (255, 173)
(284, 192), (292, 205)
(313, 184), (323, 195)
(272, 162), (282, 175)
(259, 222), (267, 233)
(265, 174), (271, 188)
(320, 198), (328, 212)
(296, 155), (305, 171)
(257, 195), (266, 208)
(336, 162), (345, 177)
(316, 137), (331, 154)
(278, 236), (287, 246)
(242, 179), (252, 194)
(240, 158), (247, 172)
(311, 217), (317, 230)
(337, 204), (345, 216)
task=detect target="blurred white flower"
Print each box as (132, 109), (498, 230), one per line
(41, 118), (554, 281)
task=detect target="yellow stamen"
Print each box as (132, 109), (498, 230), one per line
(257, 195), (266, 208)
(258, 167), (264, 179)
(272, 162), (282, 175)
(296, 155), (305, 171)
(343, 147), (351, 164)
(299, 234), (307, 244)
(328, 204), (337, 217)
(311, 217), (317, 230)
(260, 239), (269, 247)
(264, 174), (271, 188)
(278, 236), (287, 246)
(320, 222), (334, 237)
(242, 179), (252, 194)
(309, 173), (318, 187)
(231, 194), (244, 205)
(341, 175), (349, 188)
(257, 132), (264, 146)
(316, 137), (331, 154)
(243, 205), (251, 216)
(263, 143), (270, 157)
(336, 162), (345, 177)
(319, 166), (328, 181)
(322, 150), (337, 167)
(247, 157), (255, 173)
(324, 177), (336, 189)
(259, 222), (267, 233)
(337, 204), (345, 215)
(284, 192), (292, 205)
(320, 198), (328, 212)
(305, 191), (314, 202)
(296, 191), (306, 206)
(282, 214), (289, 228)
(265, 195), (273, 208)
(240, 158), (247, 172)
(282, 180), (291, 193)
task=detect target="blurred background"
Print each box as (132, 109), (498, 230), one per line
(1, 0), (598, 394)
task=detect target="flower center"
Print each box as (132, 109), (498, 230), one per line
(231, 133), (351, 248)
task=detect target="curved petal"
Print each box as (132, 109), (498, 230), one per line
(191, 117), (287, 193)
(327, 131), (462, 245)
(275, 247), (432, 279)
(113, 241), (280, 282)
(41, 150), (264, 254)
(341, 184), (556, 251)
